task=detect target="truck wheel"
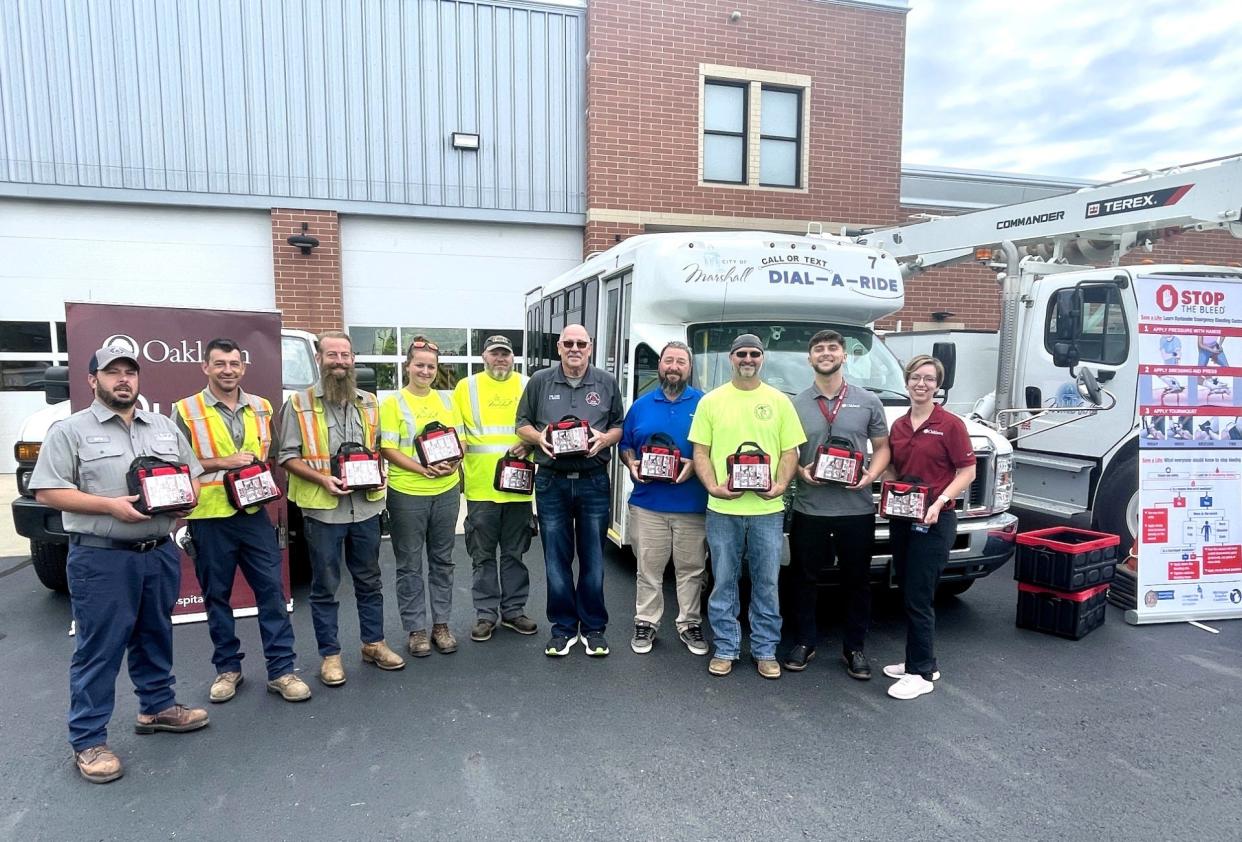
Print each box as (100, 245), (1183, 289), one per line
(1094, 452), (1138, 548)
(935, 579), (974, 600)
(31, 541), (69, 593)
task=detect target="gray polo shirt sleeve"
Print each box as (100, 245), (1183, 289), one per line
(170, 420), (205, 478)
(604, 371), (624, 431)
(27, 422), (79, 491)
(515, 371), (545, 430)
(867, 397), (889, 440)
(277, 396), (304, 464)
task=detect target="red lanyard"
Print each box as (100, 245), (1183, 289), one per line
(815, 383), (848, 437)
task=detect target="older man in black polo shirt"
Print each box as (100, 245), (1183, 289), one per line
(516, 324), (624, 657)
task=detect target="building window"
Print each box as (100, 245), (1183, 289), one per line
(759, 86), (801, 187)
(700, 66), (811, 191)
(349, 325), (524, 398)
(702, 82), (747, 184)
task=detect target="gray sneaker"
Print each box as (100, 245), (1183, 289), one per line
(678, 625), (709, 656)
(630, 623), (655, 654)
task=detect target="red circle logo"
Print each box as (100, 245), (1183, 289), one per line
(1155, 284), (1178, 312)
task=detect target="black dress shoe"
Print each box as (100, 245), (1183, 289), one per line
(783, 644), (816, 671)
(843, 650), (872, 680)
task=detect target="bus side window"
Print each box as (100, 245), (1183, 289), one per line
(633, 343), (659, 400)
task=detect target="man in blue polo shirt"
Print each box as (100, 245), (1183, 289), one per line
(618, 341), (709, 656)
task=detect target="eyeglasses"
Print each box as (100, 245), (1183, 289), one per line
(907, 374), (938, 384)
(408, 340), (439, 353)
(734, 351), (763, 359)
(560, 340), (590, 349)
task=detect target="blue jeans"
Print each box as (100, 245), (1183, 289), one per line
(704, 510), (784, 661)
(535, 468), (611, 638)
(67, 540), (180, 751)
(303, 515), (385, 656)
(190, 508), (296, 680)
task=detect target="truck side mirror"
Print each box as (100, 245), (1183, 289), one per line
(1051, 342), (1079, 369)
(1052, 289), (1081, 342)
(43, 366), (70, 404)
(931, 342), (956, 391)
(354, 366), (378, 395)
(1025, 386), (1042, 409)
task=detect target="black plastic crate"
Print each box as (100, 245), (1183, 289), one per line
(1016, 582), (1109, 640)
(1014, 526), (1120, 591)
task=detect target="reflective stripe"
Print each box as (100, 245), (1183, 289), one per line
(467, 377), (482, 433)
(188, 394), (217, 459)
(466, 444), (512, 455)
(291, 388), (331, 472)
(246, 394), (273, 460)
(396, 393), (419, 452)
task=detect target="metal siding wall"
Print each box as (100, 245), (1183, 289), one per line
(0, 0), (585, 215)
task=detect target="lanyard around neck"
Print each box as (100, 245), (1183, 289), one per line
(815, 383), (848, 437)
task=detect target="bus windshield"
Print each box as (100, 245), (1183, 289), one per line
(687, 322), (910, 405)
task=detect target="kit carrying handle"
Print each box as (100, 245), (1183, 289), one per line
(645, 432), (679, 449)
(733, 440), (764, 455)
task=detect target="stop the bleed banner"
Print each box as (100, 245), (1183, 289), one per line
(1135, 275), (1242, 624)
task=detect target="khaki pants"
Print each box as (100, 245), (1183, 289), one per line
(629, 504), (707, 632)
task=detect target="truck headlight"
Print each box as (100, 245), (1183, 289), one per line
(993, 453), (1013, 511)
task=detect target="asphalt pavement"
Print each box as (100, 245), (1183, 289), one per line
(1, 535), (1239, 842)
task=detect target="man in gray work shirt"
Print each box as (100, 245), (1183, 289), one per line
(784, 330), (890, 679)
(29, 345), (209, 784)
(277, 330), (405, 687)
(516, 323), (624, 657)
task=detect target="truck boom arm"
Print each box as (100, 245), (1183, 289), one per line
(860, 155), (1242, 272)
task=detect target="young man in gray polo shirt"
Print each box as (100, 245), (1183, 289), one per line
(785, 330), (890, 679)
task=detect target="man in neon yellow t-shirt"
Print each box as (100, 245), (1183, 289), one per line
(379, 337), (464, 659)
(689, 333), (804, 680)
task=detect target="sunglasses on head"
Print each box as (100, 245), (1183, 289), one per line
(734, 350), (763, 359)
(560, 340), (590, 349)
(408, 339), (439, 353)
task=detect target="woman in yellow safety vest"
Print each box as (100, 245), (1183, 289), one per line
(379, 337), (464, 659)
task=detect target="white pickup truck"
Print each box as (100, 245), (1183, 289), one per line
(11, 329), (319, 592)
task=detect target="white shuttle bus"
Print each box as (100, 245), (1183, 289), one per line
(524, 231), (1018, 593)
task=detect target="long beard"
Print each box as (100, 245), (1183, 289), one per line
(658, 374), (687, 396)
(488, 365), (512, 380)
(322, 366), (357, 404)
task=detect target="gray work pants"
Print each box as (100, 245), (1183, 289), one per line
(388, 487), (459, 632)
(464, 499), (533, 622)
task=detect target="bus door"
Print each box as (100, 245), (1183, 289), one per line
(600, 271), (633, 541)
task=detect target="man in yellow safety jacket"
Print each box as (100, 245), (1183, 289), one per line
(276, 330), (405, 686)
(173, 337), (311, 704)
(452, 335), (539, 642)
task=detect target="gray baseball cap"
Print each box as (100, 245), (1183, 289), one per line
(729, 333), (764, 353)
(88, 345), (141, 374)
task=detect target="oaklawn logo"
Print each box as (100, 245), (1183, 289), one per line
(101, 333), (251, 365)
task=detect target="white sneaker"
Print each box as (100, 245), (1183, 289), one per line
(882, 662), (941, 681)
(887, 673), (935, 700)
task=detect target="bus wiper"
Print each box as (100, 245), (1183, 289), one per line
(865, 387), (910, 402)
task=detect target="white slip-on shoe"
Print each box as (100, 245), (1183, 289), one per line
(882, 662), (941, 681)
(887, 673), (936, 700)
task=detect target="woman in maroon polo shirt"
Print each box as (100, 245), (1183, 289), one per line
(882, 355), (976, 701)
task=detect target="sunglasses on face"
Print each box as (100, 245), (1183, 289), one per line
(560, 340), (590, 349)
(408, 340), (439, 353)
(734, 351), (763, 359)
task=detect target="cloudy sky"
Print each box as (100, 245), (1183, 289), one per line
(902, 0), (1242, 180)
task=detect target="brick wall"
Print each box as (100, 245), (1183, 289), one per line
(881, 209), (1242, 332)
(587, 0), (906, 230)
(271, 209), (343, 335)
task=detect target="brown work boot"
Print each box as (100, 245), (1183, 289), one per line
(501, 614), (538, 635)
(708, 657), (734, 676)
(754, 658), (782, 680)
(266, 673), (312, 702)
(74, 745), (123, 784)
(361, 640), (406, 670)
(319, 655), (346, 686)
(135, 704), (210, 734)
(471, 619), (495, 641)
(432, 624), (458, 654)
(407, 630), (432, 658)
(209, 671), (243, 703)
